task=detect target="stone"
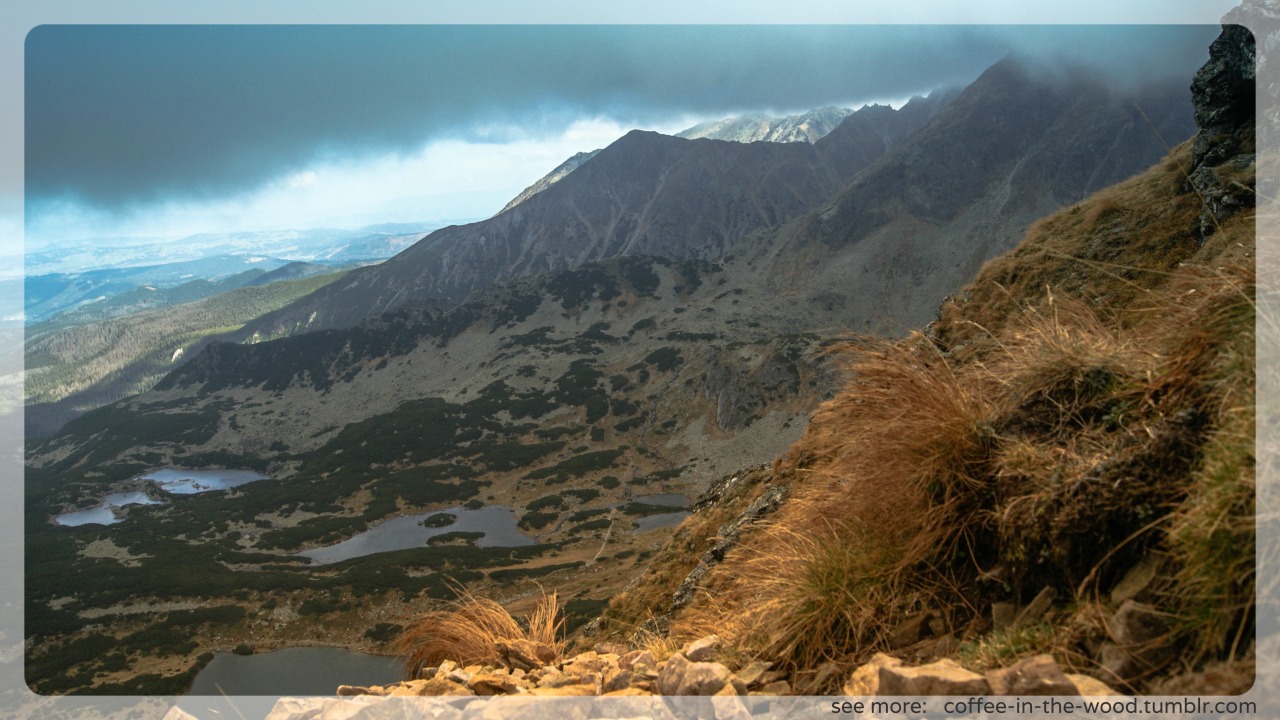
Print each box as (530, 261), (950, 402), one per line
(877, 659), (990, 696)
(531, 666), (564, 685)
(445, 669), (471, 685)
(1110, 600), (1168, 645)
(1110, 558), (1158, 605)
(562, 650), (611, 675)
(541, 671), (597, 689)
(656, 652), (743, 696)
(735, 660), (772, 688)
(466, 696), (590, 720)
(890, 613), (931, 649)
(1014, 587), (1057, 627)
(336, 685), (373, 696)
(467, 672), (524, 695)
(529, 683), (597, 696)
(1066, 674), (1120, 696)
(603, 687), (654, 696)
(594, 642), (629, 655)
(930, 634), (959, 658)
(435, 660), (458, 677)
(991, 602), (1017, 633)
(619, 649), (656, 670)
(163, 709), (202, 720)
(603, 669), (637, 693)
(755, 680), (792, 695)
(712, 691), (754, 720)
(803, 662), (844, 694)
(386, 680), (428, 696)
(1101, 600), (1174, 680)
(385, 677), (473, 697)
(843, 653), (901, 696)
(494, 635), (555, 671)
(985, 655), (1079, 695)
(682, 634), (723, 662)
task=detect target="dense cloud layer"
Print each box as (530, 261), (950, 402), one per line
(26, 25), (1218, 212)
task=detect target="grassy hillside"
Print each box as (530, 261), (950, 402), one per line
(596, 137), (1255, 693)
(24, 270), (348, 435)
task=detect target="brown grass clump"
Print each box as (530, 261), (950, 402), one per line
(1157, 262), (1256, 664)
(988, 291), (1149, 436)
(674, 336), (999, 674)
(395, 587), (564, 678)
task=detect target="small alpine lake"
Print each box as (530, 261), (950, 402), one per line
(53, 467), (269, 526)
(297, 505), (535, 565)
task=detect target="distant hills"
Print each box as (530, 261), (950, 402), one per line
(17, 223), (442, 324)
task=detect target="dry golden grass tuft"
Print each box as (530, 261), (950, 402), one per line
(395, 586), (564, 678)
(672, 336), (999, 673)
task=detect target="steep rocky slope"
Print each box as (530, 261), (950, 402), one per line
(590, 23), (1256, 697)
(498, 150), (602, 215)
(240, 61), (1189, 342)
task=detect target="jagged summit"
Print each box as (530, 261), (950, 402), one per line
(497, 149), (601, 215)
(675, 106), (854, 144)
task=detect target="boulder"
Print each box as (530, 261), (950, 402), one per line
(877, 659), (990, 696)
(1014, 587), (1056, 627)
(495, 639), (557, 671)
(1066, 674), (1120, 696)
(1101, 600), (1173, 680)
(467, 672), (525, 696)
(682, 635), (724, 662)
(336, 685), (371, 696)
(843, 653), (901, 695)
(529, 683), (597, 696)
(755, 680), (792, 695)
(991, 602), (1017, 633)
(735, 660), (772, 688)
(657, 653), (745, 696)
(890, 613), (931, 649)
(985, 655), (1078, 695)
(466, 696), (590, 720)
(619, 649), (656, 671)
(1110, 558), (1158, 605)
(603, 669), (639, 693)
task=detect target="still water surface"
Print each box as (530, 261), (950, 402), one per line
(54, 491), (163, 527)
(632, 511), (690, 533)
(186, 647), (402, 696)
(298, 505), (534, 564)
(54, 468), (270, 526)
(141, 468), (269, 494)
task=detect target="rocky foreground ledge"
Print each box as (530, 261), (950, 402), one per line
(243, 634), (1118, 720)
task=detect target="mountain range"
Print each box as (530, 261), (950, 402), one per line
(23, 51), (1211, 697)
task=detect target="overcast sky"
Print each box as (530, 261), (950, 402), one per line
(17, 22), (1224, 252)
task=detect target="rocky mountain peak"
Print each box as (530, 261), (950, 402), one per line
(1185, 16), (1260, 237)
(1190, 23), (1256, 168)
